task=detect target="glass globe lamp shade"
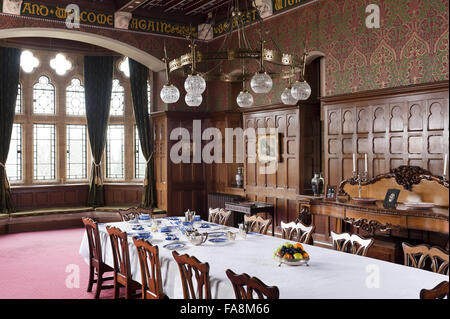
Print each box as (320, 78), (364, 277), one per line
(185, 93), (202, 107)
(160, 84), (180, 104)
(281, 87), (298, 105)
(236, 90), (254, 108)
(291, 80), (311, 100)
(250, 72), (273, 94)
(184, 74), (206, 95)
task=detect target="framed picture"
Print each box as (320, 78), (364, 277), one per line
(383, 189), (400, 208)
(257, 134), (279, 162)
(326, 185), (337, 199)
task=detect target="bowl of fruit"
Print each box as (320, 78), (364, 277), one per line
(274, 242), (309, 266)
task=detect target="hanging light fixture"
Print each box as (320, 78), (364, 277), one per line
(237, 64), (254, 108)
(160, 0), (310, 107)
(160, 43), (180, 104)
(185, 93), (203, 107)
(250, 40), (273, 94)
(281, 67), (298, 105)
(291, 52), (311, 101)
(184, 42), (206, 96)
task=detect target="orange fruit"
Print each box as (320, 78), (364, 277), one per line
(303, 252), (309, 258)
(283, 253), (293, 259)
(294, 243), (303, 250)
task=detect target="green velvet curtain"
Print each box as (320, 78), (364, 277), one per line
(0, 47), (20, 214)
(84, 56), (113, 207)
(128, 58), (156, 208)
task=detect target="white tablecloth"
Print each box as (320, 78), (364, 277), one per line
(79, 219), (448, 299)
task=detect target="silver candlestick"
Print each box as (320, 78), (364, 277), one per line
(353, 171), (368, 198)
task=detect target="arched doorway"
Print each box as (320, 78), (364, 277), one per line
(0, 27), (164, 72)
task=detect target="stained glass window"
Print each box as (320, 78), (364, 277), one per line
(106, 125), (125, 179)
(33, 124), (56, 180)
(15, 83), (21, 113)
(50, 53), (72, 76)
(110, 79), (125, 116)
(135, 126), (146, 180)
(6, 123), (22, 182)
(33, 76), (55, 114)
(66, 125), (87, 180)
(20, 50), (39, 73)
(66, 78), (85, 116)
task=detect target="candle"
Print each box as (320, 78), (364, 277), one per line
(364, 154), (368, 173)
(353, 154), (356, 172)
(444, 154), (448, 176)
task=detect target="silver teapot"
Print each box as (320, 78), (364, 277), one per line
(187, 230), (208, 246)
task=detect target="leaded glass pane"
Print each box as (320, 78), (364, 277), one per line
(135, 126), (146, 180)
(33, 76), (55, 114)
(106, 125), (124, 179)
(6, 123), (22, 181)
(66, 78), (85, 116)
(110, 79), (124, 116)
(66, 125), (87, 180)
(33, 124), (56, 180)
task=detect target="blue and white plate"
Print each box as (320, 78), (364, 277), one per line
(208, 238), (228, 243)
(163, 243), (185, 250)
(199, 223), (210, 229)
(131, 225), (144, 230)
(129, 231), (151, 240)
(208, 231), (227, 238)
(160, 227), (172, 233)
(247, 231), (260, 235)
(194, 216), (202, 222)
(165, 234), (179, 241)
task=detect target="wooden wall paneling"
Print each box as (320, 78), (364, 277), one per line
(320, 82), (449, 245)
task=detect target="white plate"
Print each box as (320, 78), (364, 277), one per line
(163, 242), (185, 250)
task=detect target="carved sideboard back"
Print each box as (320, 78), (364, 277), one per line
(340, 166), (449, 207)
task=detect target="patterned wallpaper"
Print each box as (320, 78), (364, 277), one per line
(207, 0), (449, 109)
(1, 0), (448, 111)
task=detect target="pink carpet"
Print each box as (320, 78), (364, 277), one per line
(0, 228), (115, 299)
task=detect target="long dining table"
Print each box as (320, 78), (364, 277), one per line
(79, 217), (448, 299)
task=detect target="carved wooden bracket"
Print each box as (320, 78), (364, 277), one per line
(338, 165), (449, 196)
(343, 217), (395, 234)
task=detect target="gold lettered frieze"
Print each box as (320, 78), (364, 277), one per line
(213, 8), (260, 37)
(20, 1), (114, 27)
(129, 16), (197, 38)
(273, 0), (315, 13)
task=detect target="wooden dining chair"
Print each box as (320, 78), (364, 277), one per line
(281, 221), (315, 244)
(244, 215), (272, 235)
(82, 217), (114, 299)
(402, 243), (449, 275)
(420, 281), (449, 299)
(106, 226), (141, 299)
(118, 207), (153, 222)
(331, 231), (374, 256)
(226, 269), (279, 299)
(208, 208), (232, 225)
(172, 251), (211, 299)
(133, 237), (168, 299)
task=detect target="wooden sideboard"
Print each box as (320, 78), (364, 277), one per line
(297, 166), (449, 263)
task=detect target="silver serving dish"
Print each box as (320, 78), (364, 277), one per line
(275, 256), (310, 267)
(187, 231), (208, 246)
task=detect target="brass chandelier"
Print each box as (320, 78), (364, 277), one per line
(159, 0), (311, 108)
